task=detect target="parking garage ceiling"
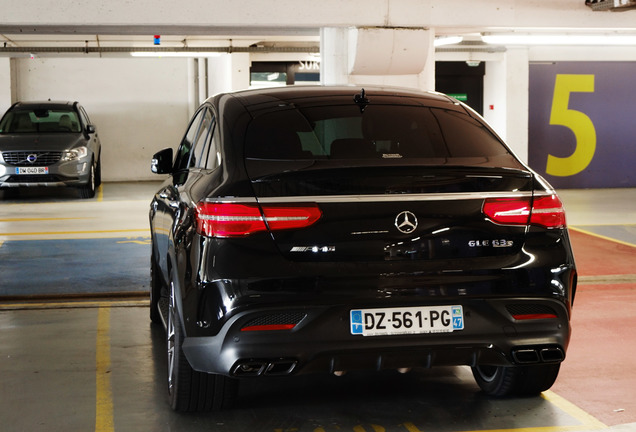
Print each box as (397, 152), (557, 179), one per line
(1, 1), (636, 57)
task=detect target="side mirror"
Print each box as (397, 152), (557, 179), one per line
(86, 124), (96, 134)
(151, 148), (173, 174)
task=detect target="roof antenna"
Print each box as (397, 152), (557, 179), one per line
(353, 88), (370, 113)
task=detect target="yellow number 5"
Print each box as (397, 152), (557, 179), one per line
(546, 74), (596, 177)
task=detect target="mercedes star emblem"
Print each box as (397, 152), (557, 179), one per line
(395, 210), (418, 234)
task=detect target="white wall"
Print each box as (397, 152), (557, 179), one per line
(12, 57), (190, 181)
(0, 59), (11, 110)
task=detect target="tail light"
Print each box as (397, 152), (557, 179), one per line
(483, 194), (566, 228)
(195, 202), (321, 238)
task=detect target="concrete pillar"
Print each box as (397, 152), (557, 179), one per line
(230, 53), (250, 91)
(207, 54), (233, 96)
(483, 61), (507, 139)
(0, 58), (13, 112)
(198, 58), (208, 103)
(483, 48), (529, 163)
(505, 48), (530, 163)
(320, 27), (350, 86)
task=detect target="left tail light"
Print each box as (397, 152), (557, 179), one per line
(483, 194), (566, 228)
(195, 202), (322, 238)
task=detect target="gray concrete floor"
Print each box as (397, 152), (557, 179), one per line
(1, 183), (635, 432)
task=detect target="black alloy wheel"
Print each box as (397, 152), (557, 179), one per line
(471, 363), (561, 396)
(78, 159), (96, 199)
(166, 280), (238, 412)
(149, 251), (163, 324)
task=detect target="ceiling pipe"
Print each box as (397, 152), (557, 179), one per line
(0, 45), (320, 54)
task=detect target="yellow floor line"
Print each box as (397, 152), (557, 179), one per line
(569, 226), (636, 249)
(542, 391), (608, 430)
(0, 229), (148, 236)
(0, 217), (91, 222)
(401, 391), (608, 432)
(0, 299), (149, 310)
(95, 306), (114, 432)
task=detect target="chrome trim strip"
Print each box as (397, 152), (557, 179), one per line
(206, 191), (542, 204)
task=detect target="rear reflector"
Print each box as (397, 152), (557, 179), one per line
(512, 313), (558, 321)
(483, 194), (566, 228)
(241, 324), (296, 332)
(529, 195), (566, 229)
(195, 202), (321, 238)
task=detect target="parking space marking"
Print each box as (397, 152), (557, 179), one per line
(570, 226), (636, 249)
(0, 299), (148, 310)
(542, 391), (608, 431)
(0, 217), (90, 222)
(0, 228), (148, 238)
(96, 305), (114, 432)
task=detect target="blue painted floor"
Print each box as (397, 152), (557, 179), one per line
(0, 237), (149, 297)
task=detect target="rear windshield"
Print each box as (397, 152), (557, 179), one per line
(0, 109), (81, 133)
(245, 104), (518, 166)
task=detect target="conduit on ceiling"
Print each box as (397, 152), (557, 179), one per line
(0, 45), (320, 54)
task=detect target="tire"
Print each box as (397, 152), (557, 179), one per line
(94, 156), (102, 188)
(472, 363), (561, 397)
(149, 251), (163, 324)
(78, 160), (96, 199)
(167, 281), (238, 412)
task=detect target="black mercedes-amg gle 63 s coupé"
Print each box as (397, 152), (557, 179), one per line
(149, 86), (576, 412)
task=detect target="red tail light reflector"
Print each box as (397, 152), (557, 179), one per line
(512, 313), (558, 321)
(261, 205), (322, 231)
(483, 197), (531, 225)
(483, 194), (566, 228)
(240, 324), (296, 332)
(529, 195), (566, 228)
(195, 202), (321, 238)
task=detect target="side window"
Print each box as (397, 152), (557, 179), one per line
(192, 109), (215, 169)
(77, 106), (90, 131)
(205, 112), (221, 170)
(73, 105), (91, 130)
(79, 107), (89, 124)
(174, 107), (207, 171)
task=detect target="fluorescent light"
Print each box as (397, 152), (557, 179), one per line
(482, 33), (636, 46)
(434, 36), (464, 47)
(130, 51), (223, 58)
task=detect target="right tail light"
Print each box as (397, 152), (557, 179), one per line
(483, 194), (566, 229)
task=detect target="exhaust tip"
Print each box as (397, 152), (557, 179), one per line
(540, 347), (565, 362)
(232, 361), (267, 376)
(512, 346), (565, 364)
(512, 349), (540, 364)
(265, 360), (297, 376)
(232, 359), (298, 377)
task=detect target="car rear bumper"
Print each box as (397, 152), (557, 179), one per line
(182, 297), (571, 377)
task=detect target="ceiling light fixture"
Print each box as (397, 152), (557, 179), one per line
(434, 36), (464, 47)
(482, 33), (636, 46)
(130, 51), (223, 58)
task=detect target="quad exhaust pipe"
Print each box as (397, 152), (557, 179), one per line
(232, 359), (297, 377)
(512, 346), (565, 364)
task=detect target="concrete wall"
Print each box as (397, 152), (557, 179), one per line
(10, 57), (190, 181)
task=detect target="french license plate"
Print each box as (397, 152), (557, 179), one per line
(350, 305), (464, 336)
(16, 166), (48, 175)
